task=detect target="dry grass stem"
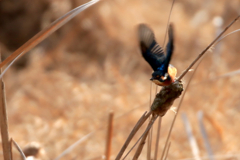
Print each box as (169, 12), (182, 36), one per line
(0, 59), (12, 160)
(122, 81), (183, 160)
(158, 16), (240, 155)
(1, 1), (239, 160)
(177, 15), (240, 81)
(115, 111), (152, 160)
(216, 29), (240, 44)
(160, 46), (208, 160)
(163, 142), (171, 160)
(153, 117), (162, 160)
(162, 0), (176, 48)
(198, 111), (214, 160)
(160, 47), (206, 160)
(147, 118), (153, 160)
(160, 68), (198, 160)
(54, 131), (95, 160)
(133, 128), (150, 160)
(105, 112), (114, 160)
(11, 138), (26, 160)
(0, 0), (99, 79)
(146, 84), (157, 160)
(132, 115), (158, 160)
(115, 102), (148, 119)
(55, 105), (149, 160)
(122, 74), (183, 160)
(182, 113), (200, 160)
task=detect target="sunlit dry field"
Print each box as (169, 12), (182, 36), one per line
(0, 0), (240, 159)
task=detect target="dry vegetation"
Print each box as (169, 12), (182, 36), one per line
(0, 0), (240, 159)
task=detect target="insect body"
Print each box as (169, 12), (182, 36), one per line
(138, 24), (177, 86)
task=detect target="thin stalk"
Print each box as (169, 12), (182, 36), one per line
(105, 112), (114, 160)
(11, 139), (26, 160)
(115, 111), (152, 160)
(177, 15), (240, 81)
(0, 0), (100, 79)
(0, 53), (12, 160)
(163, 142), (171, 160)
(153, 117), (162, 160)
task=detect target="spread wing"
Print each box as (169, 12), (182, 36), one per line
(138, 24), (174, 75)
(138, 24), (165, 71)
(163, 24), (174, 74)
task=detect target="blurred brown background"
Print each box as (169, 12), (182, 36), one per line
(0, 0), (240, 159)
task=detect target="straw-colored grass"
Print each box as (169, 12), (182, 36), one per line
(1, 0), (240, 159)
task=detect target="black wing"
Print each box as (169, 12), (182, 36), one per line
(162, 24), (174, 75)
(138, 24), (165, 71)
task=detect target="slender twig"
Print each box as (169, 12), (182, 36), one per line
(0, 0), (100, 79)
(215, 29), (240, 45)
(54, 131), (96, 160)
(10, 138), (13, 160)
(133, 115), (158, 160)
(198, 111), (214, 160)
(105, 112), (114, 160)
(147, 82), (154, 160)
(121, 115), (157, 160)
(115, 111), (152, 160)
(123, 79), (182, 160)
(147, 83), (158, 160)
(182, 113), (201, 160)
(147, 123), (153, 160)
(11, 138), (26, 160)
(160, 59), (202, 160)
(158, 19), (240, 160)
(177, 15), (240, 81)
(55, 103), (148, 160)
(163, 142), (171, 160)
(0, 53), (12, 160)
(147, 103), (154, 160)
(162, 0), (176, 48)
(115, 102), (148, 119)
(153, 117), (162, 160)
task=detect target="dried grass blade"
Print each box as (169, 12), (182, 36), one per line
(198, 111), (214, 160)
(177, 15), (240, 81)
(132, 115), (158, 160)
(105, 112), (114, 160)
(11, 138), (26, 160)
(0, 55), (12, 160)
(55, 105), (149, 160)
(54, 131), (95, 160)
(147, 126), (152, 160)
(160, 60), (201, 160)
(163, 142), (171, 160)
(182, 113), (200, 160)
(116, 111), (152, 160)
(0, 0), (99, 79)
(162, 0), (176, 48)
(146, 112), (153, 160)
(215, 29), (240, 45)
(153, 117), (162, 160)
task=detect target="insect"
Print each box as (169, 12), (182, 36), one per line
(138, 23), (177, 86)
